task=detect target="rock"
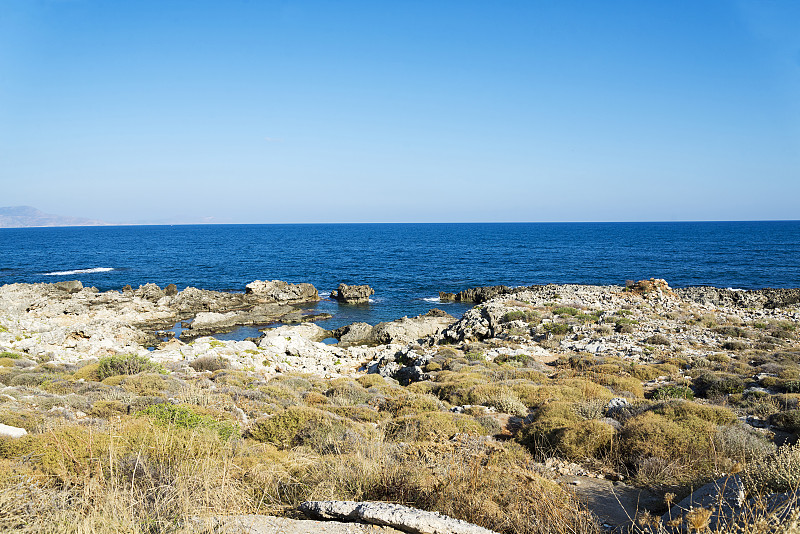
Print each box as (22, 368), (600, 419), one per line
(395, 365), (429, 386)
(134, 283), (166, 302)
(440, 285), (540, 304)
(334, 322), (375, 346)
(245, 280), (319, 303)
(299, 500), (499, 534)
(0, 423), (27, 438)
(54, 280), (83, 293)
(262, 323), (331, 343)
(208, 514), (406, 534)
(164, 283), (178, 296)
(605, 397), (629, 415)
(330, 283), (375, 304)
(676, 287), (800, 310)
(661, 475), (746, 531)
(370, 311), (455, 345)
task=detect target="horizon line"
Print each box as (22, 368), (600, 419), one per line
(2, 218), (799, 229)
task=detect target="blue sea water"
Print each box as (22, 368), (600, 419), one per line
(1, 222), (799, 331)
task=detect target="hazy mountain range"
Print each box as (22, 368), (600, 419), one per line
(0, 206), (110, 228)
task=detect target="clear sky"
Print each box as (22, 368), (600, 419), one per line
(1, 0), (798, 223)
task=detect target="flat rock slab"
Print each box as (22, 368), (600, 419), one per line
(211, 515), (404, 534)
(562, 475), (663, 530)
(300, 501), (498, 534)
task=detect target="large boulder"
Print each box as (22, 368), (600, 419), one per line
(245, 280), (319, 304)
(330, 283), (374, 304)
(334, 322), (375, 346)
(370, 309), (455, 345)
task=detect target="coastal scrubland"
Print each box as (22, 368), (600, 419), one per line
(0, 279), (799, 532)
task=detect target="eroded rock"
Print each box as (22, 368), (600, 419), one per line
(299, 500), (499, 534)
(330, 283), (374, 303)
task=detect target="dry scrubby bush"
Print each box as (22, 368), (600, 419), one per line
(189, 355), (230, 372)
(97, 354), (163, 380)
(0, 413), (600, 534)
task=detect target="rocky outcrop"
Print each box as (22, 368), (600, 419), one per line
(332, 310), (456, 347)
(330, 283), (374, 303)
(370, 310), (455, 345)
(676, 287), (800, 309)
(299, 501), (499, 534)
(0, 280), (327, 358)
(245, 280), (319, 304)
(53, 280), (84, 293)
(262, 323), (331, 343)
(333, 322), (374, 346)
(439, 285), (540, 304)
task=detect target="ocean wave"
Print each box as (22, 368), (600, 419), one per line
(43, 267), (115, 276)
(422, 297), (441, 303)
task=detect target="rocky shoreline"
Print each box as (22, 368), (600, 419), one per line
(1, 277), (800, 532)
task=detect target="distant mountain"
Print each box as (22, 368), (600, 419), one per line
(0, 206), (111, 228)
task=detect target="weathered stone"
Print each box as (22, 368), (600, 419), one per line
(333, 322), (375, 346)
(0, 423), (27, 438)
(330, 283), (374, 304)
(661, 475), (746, 532)
(53, 280), (83, 293)
(299, 500), (499, 534)
(245, 280), (319, 303)
(370, 310), (455, 345)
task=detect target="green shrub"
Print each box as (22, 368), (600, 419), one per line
(554, 419), (616, 460)
(620, 412), (717, 482)
(138, 404), (238, 440)
(692, 372), (745, 398)
(97, 354), (163, 380)
(248, 406), (337, 448)
(0, 352), (21, 359)
(650, 399), (736, 425)
(552, 307), (579, 316)
(500, 310), (539, 323)
(770, 410), (800, 433)
(325, 380), (371, 406)
(650, 385), (694, 401)
(72, 362), (100, 380)
(90, 400), (128, 418)
(356, 374), (386, 388)
(543, 323), (572, 336)
(379, 394), (442, 417)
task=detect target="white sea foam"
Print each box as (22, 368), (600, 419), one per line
(422, 297), (441, 303)
(43, 267), (115, 276)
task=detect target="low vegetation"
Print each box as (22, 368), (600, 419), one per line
(0, 283), (799, 533)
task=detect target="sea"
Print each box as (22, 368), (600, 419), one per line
(2, 222), (799, 336)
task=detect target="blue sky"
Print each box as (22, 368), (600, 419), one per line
(1, 0), (798, 223)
